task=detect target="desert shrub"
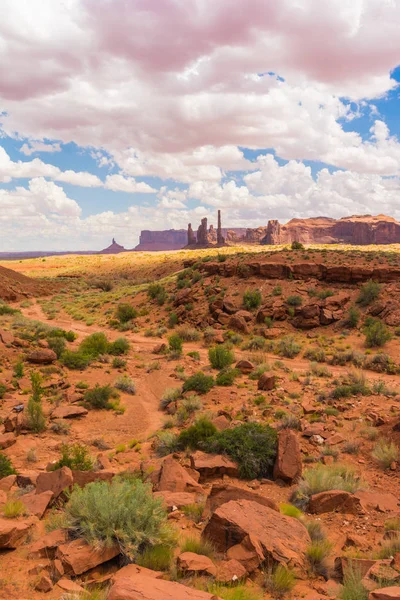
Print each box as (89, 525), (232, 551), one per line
(137, 544), (173, 571)
(242, 336), (266, 351)
(286, 295), (302, 307)
(108, 337), (130, 355)
(277, 414), (302, 430)
(159, 387), (181, 410)
(357, 280), (380, 306)
(181, 395), (202, 414)
(340, 565), (369, 600)
(264, 564), (295, 597)
(0, 452), (16, 478)
(112, 357), (127, 368)
(272, 285), (282, 296)
(116, 303), (137, 323)
(308, 362), (332, 378)
(47, 336), (66, 358)
(114, 375), (136, 395)
(176, 326), (200, 341)
(291, 464), (364, 508)
(243, 289), (262, 310)
(280, 503), (303, 519)
(27, 396), (46, 433)
(168, 312), (179, 328)
(329, 349), (355, 366)
(291, 240), (304, 250)
(306, 540), (332, 576)
(342, 440), (361, 455)
(182, 372), (214, 394)
(364, 319), (391, 348)
(248, 362), (270, 380)
(80, 332), (109, 357)
(0, 383), (7, 399)
(182, 503), (205, 523)
(211, 423), (277, 479)
(177, 417), (217, 450)
(378, 538), (400, 559)
(343, 306), (360, 329)
(330, 372), (370, 399)
(52, 443), (93, 471)
(372, 440), (399, 469)
(93, 279), (113, 292)
(365, 353), (397, 374)
(84, 384), (117, 409)
(210, 585), (262, 600)
(154, 431), (178, 456)
(50, 419), (71, 435)
(208, 345), (235, 370)
(0, 302), (19, 315)
(147, 283), (167, 305)
(187, 350), (200, 361)
(305, 520), (326, 542)
(276, 336), (301, 358)
(3, 499), (26, 519)
(61, 350), (91, 370)
(65, 478), (174, 560)
(216, 367), (240, 386)
(304, 347), (326, 363)
(180, 536), (215, 558)
(168, 334), (183, 357)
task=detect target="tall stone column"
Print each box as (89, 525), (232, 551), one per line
(187, 223), (196, 245)
(217, 210), (224, 245)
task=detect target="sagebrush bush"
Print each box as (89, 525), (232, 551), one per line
(0, 452), (16, 479)
(286, 295), (303, 307)
(61, 350), (91, 370)
(115, 375), (136, 395)
(291, 241), (304, 250)
(176, 326), (200, 341)
(52, 443), (93, 471)
(216, 367), (240, 386)
(372, 440), (399, 469)
(108, 337), (130, 355)
(47, 336), (66, 358)
(292, 464), (364, 508)
(340, 566), (368, 600)
(180, 536), (215, 558)
(364, 318), (391, 348)
(208, 345), (235, 370)
(168, 334), (183, 356)
(357, 280), (380, 306)
(27, 396), (46, 433)
(276, 336), (301, 358)
(182, 372), (214, 394)
(84, 384), (118, 409)
(343, 306), (360, 328)
(306, 540), (332, 576)
(177, 417), (217, 450)
(116, 303), (137, 323)
(154, 431), (178, 456)
(330, 371), (370, 399)
(137, 544), (173, 571)
(211, 423), (277, 479)
(159, 387), (182, 409)
(80, 332), (109, 357)
(243, 289), (262, 310)
(65, 479), (175, 560)
(304, 347), (326, 363)
(147, 283), (167, 305)
(264, 564), (295, 598)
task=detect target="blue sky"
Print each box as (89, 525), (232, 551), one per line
(1, 0), (400, 251)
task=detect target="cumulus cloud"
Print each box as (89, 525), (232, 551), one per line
(20, 140), (62, 156)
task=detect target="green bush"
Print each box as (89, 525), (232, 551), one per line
(208, 345), (235, 370)
(168, 334), (183, 356)
(116, 303), (137, 323)
(0, 302), (19, 315)
(84, 384), (118, 409)
(344, 306), (360, 328)
(27, 373), (46, 433)
(159, 387), (182, 410)
(80, 332), (109, 357)
(180, 536), (215, 558)
(114, 375), (136, 395)
(372, 440), (399, 469)
(168, 312), (179, 328)
(211, 423), (277, 479)
(216, 368), (240, 386)
(291, 464), (364, 508)
(357, 280), (380, 306)
(108, 337), (130, 355)
(61, 350), (91, 370)
(154, 431), (178, 456)
(276, 336), (301, 358)
(148, 283), (167, 305)
(182, 372), (214, 394)
(0, 452), (16, 478)
(65, 478), (174, 559)
(177, 417), (217, 450)
(176, 326), (200, 341)
(52, 443), (93, 471)
(340, 565), (368, 600)
(286, 295), (302, 307)
(291, 241), (304, 250)
(137, 544), (173, 571)
(330, 372), (370, 399)
(0, 383), (6, 399)
(304, 347), (326, 363)
(243, 289), (262, 310)
(306, 540), (332, 576)
(47, 336), (66, 358)
(364, 318), (391, 348)
(264, 564), (295, 597)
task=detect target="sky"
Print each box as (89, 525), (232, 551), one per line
(1, 0), (400, 251)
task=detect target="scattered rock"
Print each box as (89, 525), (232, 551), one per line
(154, 491), (198, 511)
(216, 559), (247, 583)
(0, 432), (16, 450)
(22, 490), (53, 518)
(28, 529), (67, 559)
(34, 575), (53, 593)
(158, 457), (204, 495)
(26, 349), (57, 364)
(190, 451), (239, 480)
(57, 538), (120, 575)
(309, 491), (362, 515)
(235, 360), (254, 374)
(204, 483), (279, 517)
(369, 587), (400, 600)
(108, 572), (223, 600)
(273, 429), (302, 483)
(0, 518), (35, 549)
(35, 466), (73, 499)
(50, 405), (88, 419)
(177, 552), (216, 576)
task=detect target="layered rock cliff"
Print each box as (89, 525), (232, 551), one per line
(135, 230), (188, 251)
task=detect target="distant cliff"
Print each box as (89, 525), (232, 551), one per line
(134, 230), (188, 251)
(261, 215), (400, 245)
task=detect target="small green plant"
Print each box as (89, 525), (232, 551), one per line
(168, 312), (179, 328)
(306, 540), (332, 576)
(264, 564), (296, 597)
(0, 382), (7, 399)
(208, 345), (235, 370)
(182, 503), (205, 523)
(180, 536), (215, 558)
(243, 289), (262, 310)
(112, 357), (127, 368)
(286, 295), (302, 307)
(176, 326), (200, 341)
(357, 280), (380, 306)
(61, 350), (91, 370)
(52, 443), (94, 471)
(364, 318), (391, 348)
(148, 283), (167, 305)
(177, 417), (217, 450)
(154, 431), (178, 456)
(280, 503), (303, 519)
(272, 285), (282, 296)
(372, 440), (399, 469)
(108, 337), (130, 356)
(47, 336), (66, 358)
(84, 385), (118, 410)
(0, 452), (16, 478)
(292, 464), (364, 508)
(65, 478), (175, 560)
(116, 303), (137, 323)
(26, 372), (46, 433)
(344, 306), (360, 329)
(13, 361), (24, 379)
(291, 240), (304, 250)
(276, 336), (301, 358)
(182, 372), (214, 394)
(114, 375), (136, 395)
(137, 544), (173, 571)
(216, 367), (240, 386)
(159, 387), (181, 410)
(168, 334), (183, 357)
(340, 565), (368, 600)
(3, 499), (26, 519)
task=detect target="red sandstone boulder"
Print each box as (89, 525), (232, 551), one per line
(273, 429), (302, 483)
(177, 552), (216, 576)
(26, 349), (57, 364)
(28, 529), (67, 559)
(51, 405), (88, 419)
(216, 559), (247, 583)
(308, 491), (362, 515)
(190, 451), (239, 480)
(158, 456), (204, 495)
(22, 490), (53, 518)
(0, 518), (35, 549)
(0, 474), (16, 492)
(257, 373), (276, 391)
(0, 432), (16, 449)
(72, 469), (114, 488)
(154, 491), (198, 511)
(0, 329), (14, 345)
(228, 315), (249, 333)
(355, 491), (400, 513)
(369, 588), (400, 600)
(203, 499), (310, 574)
(57, 538), (120, 575)
(204, 483), (279, 517)
(212, 415), (231, 431)
(35, 466), (73, 499)
(108, 573), (223, 600)
(235, 360), (254, 374)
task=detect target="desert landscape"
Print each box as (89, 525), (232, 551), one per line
(0, 241), (400, 599)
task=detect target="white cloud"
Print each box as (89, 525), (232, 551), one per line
(104, 174), (156, 193)
(20, 140), (62, 156)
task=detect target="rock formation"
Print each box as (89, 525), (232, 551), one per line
(134, 229), (187, 251)
(217, 210), (225, 245)
(197, 218), (209, 246)
(187, 224), (196, 245)
(100, 238), (126, 254)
